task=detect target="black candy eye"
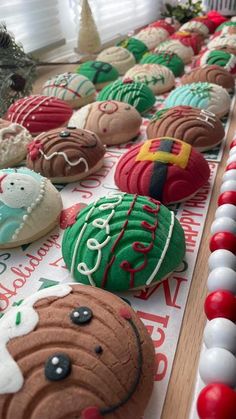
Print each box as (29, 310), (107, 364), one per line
(45, 353), (71, 381)
(95, 345), (103, 354)
(10, 182), (14, 185)
(70, 306), (93, 325)
(20, 187), (24, 190)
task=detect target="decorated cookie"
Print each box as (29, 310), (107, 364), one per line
(148, 20), (175, 35)
(215, 24), (236, 36)
(0, 283), (156, 418)
(155, 40), (194, 64)
(133, 27), (169, 50)
(146, 107), (225, 152)
(164, 82), (231, 118)
(140, 51), (185, 77)
(216, 21), (236, 32)
(192, 16), (215, 33)
(114, 138), (210, 204)
(42, 72), (96, 109)
(97, 79), (156, 114)
(68, 100), (142, 145)
(117, 37), (148, 62)
(193, 49), (236, 76)
(0, 168), (62, 248)
(179, 20), (209, 37)
(75, 61), (119, 90)
(6, 95), (73, 135)
(96, 46), (136, 75)
(62, 193), (185, 290)
(208, 34), (236, 55)
(124, 64), (175, 94)
(0, 119), (32, 169)
(170, 31), (203, 54)
(181, 65), (235, 91)
(26, 127), (105, 183)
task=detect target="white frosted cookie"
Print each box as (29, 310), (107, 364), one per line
(96, 46), (136, 75)
(180, 20), (209, 37)
(42, 72), (96, 109)
(0, 167), (62, 248)
(155, 39), (194, 64)
(208, 35), (236, 55)
(133, 27), (168, 50)
(124, 63), (175, 94)
(0, 119), (32, 169)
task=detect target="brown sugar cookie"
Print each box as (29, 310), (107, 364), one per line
(181, 65), (235, 91)
(26, 127), (105, 183)
(0, 284), (155, 419)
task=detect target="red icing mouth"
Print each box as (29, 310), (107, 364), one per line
(81, 406), (102, 419)
(0, 174), (7, 193)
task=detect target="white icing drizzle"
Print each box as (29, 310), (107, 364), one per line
(0, 284), (72, 394)
(10, 96), (51, 127)
(70, 193), (124, 285)
(39, 150), (89, 171)
(146, 211), (175, 285)
(196, 109), (216, 128)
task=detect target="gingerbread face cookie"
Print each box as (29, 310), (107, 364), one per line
(96, 46), (136, 75)
(97, 79), (156, 114)
(124, 64), (175, 94)
(6, 95), (73, 135)
(181, 65), (235, 91)
(146, 107), (225, 152)
(42, 72), (96, 109)
(155, 39), (194, 64)
(0, 283), (156, 419)
(164, 82), (231, 118)
(62, 193), (185, 290)
(140, 51), (185, 77)
(114, 138), (210, 204)
(133, 27), (169, 50)
(193, 49), (236, 76)
(69, 100), (142, 145)
(76, 61), (119, 90)
(0, 168), (62, 248)
(117, 37), (148, 62)
(26, 127), (105, 183)
(0, 119), (32, 169)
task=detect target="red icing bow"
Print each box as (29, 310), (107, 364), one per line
(27, 139), (43, 160)
(123, 78), (133, 84)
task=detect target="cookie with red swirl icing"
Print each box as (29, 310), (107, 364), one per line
(26, 127), (105, 183)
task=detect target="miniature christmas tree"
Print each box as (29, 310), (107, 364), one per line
(77, 0), (102, 54)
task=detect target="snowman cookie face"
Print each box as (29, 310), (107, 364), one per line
(0, 173), (41, 208)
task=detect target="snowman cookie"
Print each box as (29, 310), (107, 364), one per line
(0, 168), (62, 248)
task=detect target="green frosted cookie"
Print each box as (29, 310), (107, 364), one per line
(217, 21), (236, 31)
(96, 79), (155, 114)
(62, 193), (185, 292)
(76, 60), (119, 89)
(140, 51), (184, 77)
(117, 37), (148, 62)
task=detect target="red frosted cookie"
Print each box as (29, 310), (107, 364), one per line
(114, 137), (210, 205)
(148, 20), (175, 35)
(6, 95), (73, 135)
(170, 31), (203, 54)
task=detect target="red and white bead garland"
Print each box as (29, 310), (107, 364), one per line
(197, 135), (236, 419)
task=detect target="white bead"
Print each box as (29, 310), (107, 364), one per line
(51, 357), (59, 365)
(208, 249), (236, 271)
(223, 170), (236, 183)
(220, 180), (236, 193)
(215, 204), (236, 221)
(211, 216), (236, 235)
(199, 347), (236, 387)
(56, 367), (63, 374)
(204, 318), (236, 354)
(227, 155), (236, 165)
(207, 267), (236, 293)
(229, 146), (236, 156)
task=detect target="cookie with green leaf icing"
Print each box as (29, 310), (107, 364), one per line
(62, 193), (185, 292)
(124, 63), (175, 94)
(117, 37), (148, 62)
(140, 51), (184, 77)
(76, 61), (119, 90)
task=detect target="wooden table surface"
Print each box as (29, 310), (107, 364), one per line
(33, 67), (236, 419)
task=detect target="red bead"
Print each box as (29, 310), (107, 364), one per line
(230, 139), (236, 149)
(226, 162), (236, 171)
(210, 232), (236, 254)
(197, 383), (236, 419)
(81, 407), (102, 419)
(218, 191), (236, 206)
(204, 290), (236, 321)
(119, 307), (132, 320)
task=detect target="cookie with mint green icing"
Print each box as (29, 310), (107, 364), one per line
(164, 82), (231, 118)
(96, 79), (155, 114)
(62, 193), (185, 291)
(193, 49), (236, 76)
(76, 61), (119, 90)
(117, 37), (148, 62)
(140, 51), (184, 77)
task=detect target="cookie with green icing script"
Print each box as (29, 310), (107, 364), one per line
(62, 193), (185, 292)
(117, 37), (148, 62)
(76, 61), (119, 90)
(96, 79), (155, 114)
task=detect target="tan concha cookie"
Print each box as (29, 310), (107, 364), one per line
(124, 63), (175, 94)
(26, 127), (105, 183)
(68, 100), (142, 145)
(181, 65), (235, 91)
(96, 46), (136, 75)
(208, 35), (236, 55)
(133, 27), (168, 50)
(179, 20), (209, 37)
(0, 119), (32, 169)
(146, 106), (225, 152)
(0, 283), (155, 419)
(155, 39), (194, 64)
